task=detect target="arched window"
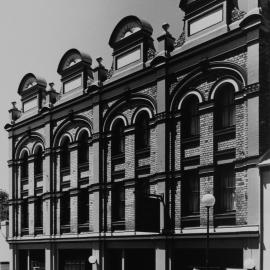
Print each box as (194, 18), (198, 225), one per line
(78, 131), (89, 165)
(111, 119), (125, 156)
(21, 151), (29, 179)
(135, 111), (150, 151)
(34, 146), (43, 176)
(60, 137), (70, 171)
(215, 83), (235, 130)
(182, 95), (200, 137)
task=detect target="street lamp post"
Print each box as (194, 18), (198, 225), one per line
(201, 194), (215, 270)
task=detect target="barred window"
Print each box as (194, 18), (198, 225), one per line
(111, 120), (125, 156)
(135, 111), (150, 151)
(78, 131), (89, 165)
(182, 170), (200, 216)
(215, 165), (236, 213)
(215, 84), (235, 129)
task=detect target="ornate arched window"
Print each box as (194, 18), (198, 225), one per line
(182, 95), (200, 137)
(78, 130), (89, 165)
(21, 151), (29, 179)
(135, 111), (150, 151)
(111, 119), (125, 156)
(34, 146), (43, 176)
(60, 137), (70, 172)
(214, 83), (235, 130)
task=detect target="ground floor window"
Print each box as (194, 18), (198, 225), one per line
(19, 250), (45, 270)
(174, 248), (243, 270)
(59, 249), (91, 270)
(105, 249), (155, 270)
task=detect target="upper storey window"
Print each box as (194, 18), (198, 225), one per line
(111, 120), (125, 157)
(182, 95), (200, 138)
(116, 47), (141, 70)
(135, 111), (150, 151)
(179, 0), (241, 42)
(57, 49), (93, 95)
(18, 73), (47, 114)
(189, 7), (223, 35)
(34, 146), (43, 176)
(60, 137), (70, 172)
(109, 16), (155, 77)
(78, 131), (89, 165)
(215, 83), (235, 130)
(21, 151), (29, 179)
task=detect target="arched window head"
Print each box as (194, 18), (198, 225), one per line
(215, 83), (235, 130)
(135, 111), (150, 151)
(21, 151), (29, 179)
(78, 130), (89, 165)
(182, 95), (200, 137)
(34, 146), (43, 176)
(111, 119), (125, 156)
(60, 137), (70, 171)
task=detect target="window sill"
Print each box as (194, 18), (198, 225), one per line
(34, 173), (43, 182)
(214, 126), (235, 137)
(60, 167), (70, 175)
(112, 153), (125, 163)
(182, 135), (200, 144)
(135, 147), (150, 157)
(78, 162), (89, 171)
(214, 211), (236, 226)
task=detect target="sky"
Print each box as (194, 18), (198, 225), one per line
(0, 0), (247, 192)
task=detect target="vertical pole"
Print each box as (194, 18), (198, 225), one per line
(206, 206), (210, 270)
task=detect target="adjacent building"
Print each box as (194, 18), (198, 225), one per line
(5, 0), (270, 269)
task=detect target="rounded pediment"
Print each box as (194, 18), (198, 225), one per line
(18, 73), (47, 95)
(57, 48), (92, 75)
(109, 15), (153, 48)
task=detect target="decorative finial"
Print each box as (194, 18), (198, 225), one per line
(96, 57), (103, 67)
(11, 102), (17, 109)
(49, 82), (55, 90)
(162, 23), (170, 34)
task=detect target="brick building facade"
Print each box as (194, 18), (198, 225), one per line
(5, 0), (270, 269)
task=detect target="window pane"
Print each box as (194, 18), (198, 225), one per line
(135, 112), (150, 150)
(215, 84), (235, 129)
(182, 96), (199, 137)
(182, 171), (200, 215)
(112, 121), (125, 156)
(78, 132), (89, 164)
(215, 165), (235, 212)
